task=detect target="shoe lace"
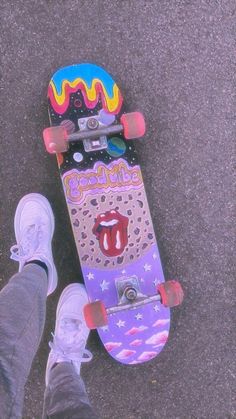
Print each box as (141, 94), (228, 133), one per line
(10, 223), (43, 263)
(48, 319), (92, 365)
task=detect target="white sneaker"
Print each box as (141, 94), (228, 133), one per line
(45, 283), (92, 386)
(10, 193), (58, 295)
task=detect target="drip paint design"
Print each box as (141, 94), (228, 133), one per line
(48, 63), (123, 115)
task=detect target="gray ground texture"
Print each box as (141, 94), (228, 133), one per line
(0, 1), (235, 418)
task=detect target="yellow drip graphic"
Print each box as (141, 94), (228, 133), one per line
(50, 78), (120, 113)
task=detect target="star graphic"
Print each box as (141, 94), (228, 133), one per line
(116, 320), (126, 328)
(144, 263), (151, 272)
(100, 325), (109, 332)
(100, 280), (109, 291)
(86, 272), (94, 280)
(135, 313), (143, 320)
(153, 278), (161, 286)
(154, 304), (160, 312)
(153, 253), (158, 260)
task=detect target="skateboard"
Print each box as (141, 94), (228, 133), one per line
(43, 63), (183, 365)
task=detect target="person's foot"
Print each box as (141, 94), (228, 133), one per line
(10, 193), (57, 295)
(45, 283), (92, 386)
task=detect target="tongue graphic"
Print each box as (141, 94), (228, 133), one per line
(99, 222), (121, 256)
(93, 210), (128, 257)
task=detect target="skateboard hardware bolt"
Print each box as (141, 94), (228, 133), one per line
(124, 286), (137, 301)
(87, 118), (99, 130)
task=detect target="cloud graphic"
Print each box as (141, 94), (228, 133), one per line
(116, 349), (136, 359)
(125, 325), (148, 336)
(145, 330), (168, 345)
(137, 351), (157, 362)
(104, 342), (122, 352)
(152, 318), (170, 327)
(130, 339), (143, 347)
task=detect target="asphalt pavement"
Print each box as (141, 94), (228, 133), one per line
(0, 1), (235, 418)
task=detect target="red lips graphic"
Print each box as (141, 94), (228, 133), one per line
(93, 210), (128, 257)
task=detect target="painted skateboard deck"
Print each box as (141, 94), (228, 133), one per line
(46, 63), (171, 365)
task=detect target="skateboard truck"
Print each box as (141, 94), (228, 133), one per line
(84, 279), (184, 330)
(116, 276), (146, 305)
(43, 111), (146, 154)
(78, 113), (111, 152)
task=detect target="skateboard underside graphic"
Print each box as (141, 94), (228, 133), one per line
(44, 63), (183, 364)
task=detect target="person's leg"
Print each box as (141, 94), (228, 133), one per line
(43, 284), (98, 419)
(43, 363), (97, 419)
(0, 193), (57, 418)
(0, 264), (48, 419)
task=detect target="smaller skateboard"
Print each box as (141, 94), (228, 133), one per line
(43, 63), (183, 365)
